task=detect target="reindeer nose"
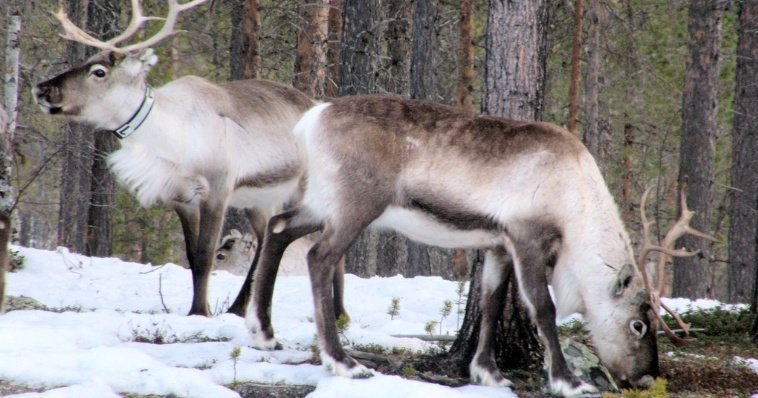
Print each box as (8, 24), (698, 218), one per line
(631, 375), (654, 388)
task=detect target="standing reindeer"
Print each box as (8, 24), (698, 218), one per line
(32, 0), (348, 319)
(248, 96), (713, 395)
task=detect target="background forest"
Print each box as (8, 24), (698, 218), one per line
(0, 0), (754, 310)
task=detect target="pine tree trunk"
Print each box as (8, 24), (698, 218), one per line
(58, 0), (93, 254)
(294, 0), (329, 99)
(582, 0), (603, 166)
(85, 0), (120, 257)
(230, 0), (261, 80)
(325, 0), (342, 98)
(448, 0), (548, 373)
(383, 0), (410, 96)
(728, 0), (756, 305)
(340, 0), (381, 277)
(567, 0), (585, 135)
(672, 0), (723, 299)
(457, 0), (475, 111)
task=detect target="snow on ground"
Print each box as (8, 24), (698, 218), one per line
(1, 246), (509, 398)
(0, 246), (750, 397)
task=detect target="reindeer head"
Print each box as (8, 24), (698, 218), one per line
(587, 183), (715, 388)
(584, 261), (660, 388)
(33, 0), (207, 130)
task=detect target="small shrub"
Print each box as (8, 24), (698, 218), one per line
(230, 346), (242, 385)
(9, 248), (24, 272)
(387, 297), (400, 320)
(662, 306), (752, 339)
(401, 365), (417, 378)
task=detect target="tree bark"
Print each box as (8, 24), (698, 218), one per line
(58, 0), (93, 254)
(457, 0), (475, 111)
(338, 0), (380, 97)
(230, 0), (261, 80)
(728, 0), (756, 305)
(582, 0), (603, 165)
(567, 0), (585, 135)
(340, 0), (381, 277)
(325, 0), (342, 98)
(294, 0), (329, 99)
(383, 0), (410, 96)
(448, 0), (548, 373)
(672, 0), (723, 299)
(85, 0), (120, 257)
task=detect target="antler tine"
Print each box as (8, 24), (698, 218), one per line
(53, 7), (119, 52)
(54, 0), (208, 54)
(105, 0), (161, 47)
(637, 182), (718, 346)
(119, 0), (210, 53)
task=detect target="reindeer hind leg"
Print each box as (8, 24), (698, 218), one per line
(469, 247), (513, 388)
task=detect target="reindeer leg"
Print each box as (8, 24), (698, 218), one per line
(503, 225), (598, 396)
(228, 208), (268, 316)
(333, 255), (349, 321)
(174, 203), (199, 280)
(307, 222), (374, 378)
(248, 208), (320, 349)
(187, 197), (227, 317)
(469, 247), (513, 388)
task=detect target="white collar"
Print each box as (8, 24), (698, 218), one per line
(112, 85), (155, 139)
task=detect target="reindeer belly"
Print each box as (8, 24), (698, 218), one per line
(228, 179), (299, 210)
(371, 206), (499, 249)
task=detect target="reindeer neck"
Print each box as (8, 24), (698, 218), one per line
(112, 85), (155, 139)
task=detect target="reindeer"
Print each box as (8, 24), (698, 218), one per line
(32, 0), (348, 319)
(247, 96), (714, 395)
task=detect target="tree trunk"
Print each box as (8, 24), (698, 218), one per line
(85, 0), (120, 257)
(672, 0), (723, 299)
(728, 0), (756, 305)
(340, 0), (381, 277)
(338, 0), (379, 96)
(383, 0), (410, 96)
(410, 0), (437, 100)
(294, 0), (329, 99)
(0, 10), (19, 313)
(457, 0), (475, 111)
(325, 0), (342, 98)
(582, 0), (603, 165)
(230, 0), (261, 80)
(448, 0), (548, 374)
(567, 0), (585, 135)
(58, 0), (93, 254)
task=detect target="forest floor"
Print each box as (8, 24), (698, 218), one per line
(348, 307), (758, 398)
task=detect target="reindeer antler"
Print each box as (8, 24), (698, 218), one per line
(53, 0), (209, 53)
(637, 183), (717, 346)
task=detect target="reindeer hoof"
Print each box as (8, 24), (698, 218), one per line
(469, 363), (513, 388)
(322, 354), (373, 379)
(548, 379), (599, 397)
(252, 333), (279, 351)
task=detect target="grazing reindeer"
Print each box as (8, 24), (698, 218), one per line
(32, 0), (348, 319)
(248, 96), (713, 395)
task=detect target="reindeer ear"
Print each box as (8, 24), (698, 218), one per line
(613, 263), (635, 296)
(121, 48), (158, 77)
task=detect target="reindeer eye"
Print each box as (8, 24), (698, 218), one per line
(216, 253), (226, 261)
(629, 320), (647, 338)
(90, 67), (107, 79)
